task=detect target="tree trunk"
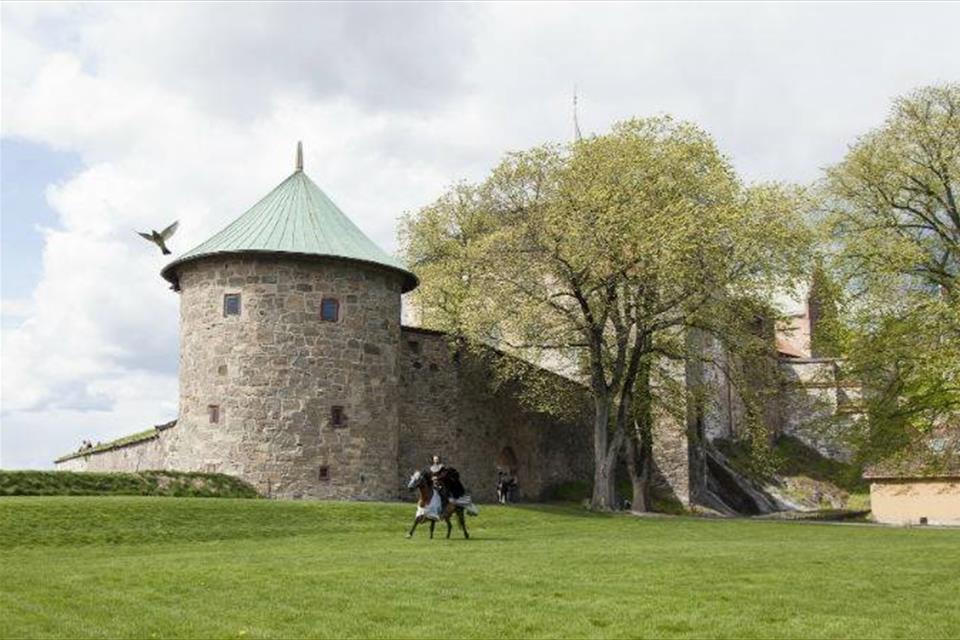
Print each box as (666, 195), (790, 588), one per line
(624, 429), (649, 512)
(590, 399), (617, 510)
(591, 455), (617, 510)
(626, 349), (654, 512)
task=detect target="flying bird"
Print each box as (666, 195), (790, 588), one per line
(137, 221), (179, 255)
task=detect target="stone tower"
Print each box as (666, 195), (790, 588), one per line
(159, 144), (418, 499)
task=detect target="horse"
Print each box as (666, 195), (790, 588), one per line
(405, 469), (470, 539)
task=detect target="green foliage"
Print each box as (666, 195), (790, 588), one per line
(715, 436), (868, 510)
(772, 436), (867, 494)
(0, 470), (260, 499)
(823, 83), (960, 462)
(808, 263), (844, 358)
(716, 435), (867, 494)
(2, 497), (959, 638)
(401, 116), (813, 508)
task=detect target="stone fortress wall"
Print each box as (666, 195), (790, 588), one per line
(54, 250), (850, 508)
(56, 305), (854, 509)
(647, 330), (863, 509)
(398, 328), (594, 502)
(56, 429), (172, 473)
(60, 255), (407, 500)
(777, 358), (861, 461)
(169, 255), (404, 500)
(56, 257), (594, 500)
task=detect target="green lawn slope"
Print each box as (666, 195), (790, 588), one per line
(0, 470), (259, 498)
(1, 497), (958, 639)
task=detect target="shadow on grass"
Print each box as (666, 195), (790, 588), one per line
(509, 502), (616, 519)
(406, 537), (512, 542)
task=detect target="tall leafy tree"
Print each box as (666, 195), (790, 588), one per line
(401, 117), (810, 509)
(824, 83), (960, 460)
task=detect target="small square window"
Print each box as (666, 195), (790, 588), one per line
(320, 297), (339, 322)
(319, 465), (330, 481)
(407, 340), (420, 354)
(208, 405), (220, 424)
(224, 293), (241, 316)
(330, 405), (346, 429)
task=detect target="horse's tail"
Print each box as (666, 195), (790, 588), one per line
(453, 496), (480, 516)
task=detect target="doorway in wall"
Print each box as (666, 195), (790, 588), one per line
(496, 446), (519, 502)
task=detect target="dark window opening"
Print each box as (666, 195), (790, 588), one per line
(224, 293), (241, 317)
(321, 297), (340, 322)
(319, 465), (330, 481)
(407, 340), (420, 354)
(330, 405), (346, 428)
(208, 405), (220, 424)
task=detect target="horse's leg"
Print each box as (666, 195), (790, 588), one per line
(429, 519), (435, 539)
(457, 508), (469, 539)
(407, 516), (422, 538)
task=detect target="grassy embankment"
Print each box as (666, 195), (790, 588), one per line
(716, 436), (872, 511)
(0, 470), (259, 498)
(2, 497), (958, 639)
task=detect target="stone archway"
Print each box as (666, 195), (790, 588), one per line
(496, 446), (519, 475)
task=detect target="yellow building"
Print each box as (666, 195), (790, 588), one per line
(865, 439), (960, 526)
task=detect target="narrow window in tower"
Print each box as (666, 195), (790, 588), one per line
(223, 293), (241, 317)
(330, 405), (346, 429)
(319, 465), (330, 481)
(208, 405), (220, 424)
(320, 297), (339, 322)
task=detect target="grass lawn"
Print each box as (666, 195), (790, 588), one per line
(1, 498), (958, 639)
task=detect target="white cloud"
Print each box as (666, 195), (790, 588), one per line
(2, 2), (959, 467)
(0, 371), (178, 470)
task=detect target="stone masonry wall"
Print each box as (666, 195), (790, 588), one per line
(651, 409), (691, 506)
(55, 431), (172, 472)
(168, 255), (404, 499)
(398, 328), (594, 502)
(55, 258), (595, 501)
(778, 359), (860, 461)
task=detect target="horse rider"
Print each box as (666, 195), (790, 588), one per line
(443, 467), (479, 516)
(429, 455), (447, 500)
(430, 455), (480, 516)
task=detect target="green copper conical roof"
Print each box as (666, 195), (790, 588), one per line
(161, 146), (417, 292)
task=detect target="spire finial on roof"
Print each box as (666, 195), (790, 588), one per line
(573, 85), (583, 142)
(296, 141), (303, 172)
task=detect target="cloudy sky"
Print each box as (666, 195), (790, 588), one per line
(2, 2), (959, 469)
